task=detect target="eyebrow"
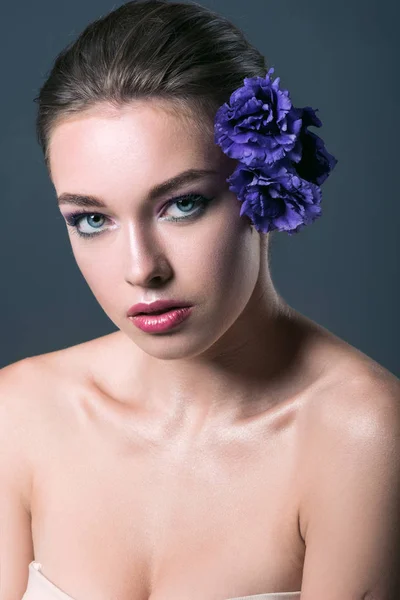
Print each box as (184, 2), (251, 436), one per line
(57, 168), (219, 208)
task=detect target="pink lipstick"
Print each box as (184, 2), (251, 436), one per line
(127, 299), (193, 333)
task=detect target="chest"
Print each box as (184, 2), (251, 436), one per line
(30, 405), (305, 599)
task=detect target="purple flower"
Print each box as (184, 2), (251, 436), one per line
(227, 162), (322, 235)
(293, 106), (338, 186)
(214, 68), (338, 234)
(214, 68), (303, 167)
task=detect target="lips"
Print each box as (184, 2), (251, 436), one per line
(127, 300), (191, 317)
(129, 305), (193, 332)
(136, 307), (180, 316)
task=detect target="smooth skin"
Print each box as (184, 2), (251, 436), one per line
(1, 100), (399, 600)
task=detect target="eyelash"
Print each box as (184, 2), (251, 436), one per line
(64, 193), (214, 239)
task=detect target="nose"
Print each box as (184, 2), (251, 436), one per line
(122, 221), (171, 287)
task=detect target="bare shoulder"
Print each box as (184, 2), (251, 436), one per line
(0, 355), (41, 387)
(304, 348), (400, 436)
(0, 355), (59, 434)
(291, 336), (400, 597)
(0, 342), (97, 513)
(294, 310), (400, 433)
(0, 353), (64, 411)
(0, 357), (44, 421)
(0, 331), (123, 414)
(0, 356), (76, 595)
(297, 345), (400, 543)
(0, 358), (44, 517)
(0, 344), (90, 450)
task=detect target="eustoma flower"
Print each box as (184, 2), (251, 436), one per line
(214, 67), (338, 234)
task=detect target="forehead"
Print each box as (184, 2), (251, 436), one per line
(48, 102), (222, 192)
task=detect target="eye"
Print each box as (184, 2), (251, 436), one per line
(63, 193), (214, 239)
(160, 193), (213, 222)
(64, 212), (110, 238)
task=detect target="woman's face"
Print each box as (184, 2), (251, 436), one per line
(49, 101), (265, 360)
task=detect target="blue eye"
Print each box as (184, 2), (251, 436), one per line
(163, 194), (211, 222)
(64, 193), (214, 239)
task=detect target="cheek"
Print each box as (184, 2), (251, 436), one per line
(197, 210), (260, 309)
(70, 243), (117, 298)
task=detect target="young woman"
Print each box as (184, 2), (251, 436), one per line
(1, 1), (399, 599)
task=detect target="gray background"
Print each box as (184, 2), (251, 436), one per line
(0, 0), (399, 376)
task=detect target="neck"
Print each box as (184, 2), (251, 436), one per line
(106, 282), (320, 431)
(90, 244), (325, 431)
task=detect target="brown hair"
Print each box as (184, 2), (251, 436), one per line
(33, 0), (268, 177)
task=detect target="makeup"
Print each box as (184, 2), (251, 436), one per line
(128, 306), (193, 333)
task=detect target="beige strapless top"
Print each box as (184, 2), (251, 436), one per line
(22, 561), (301, 599)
